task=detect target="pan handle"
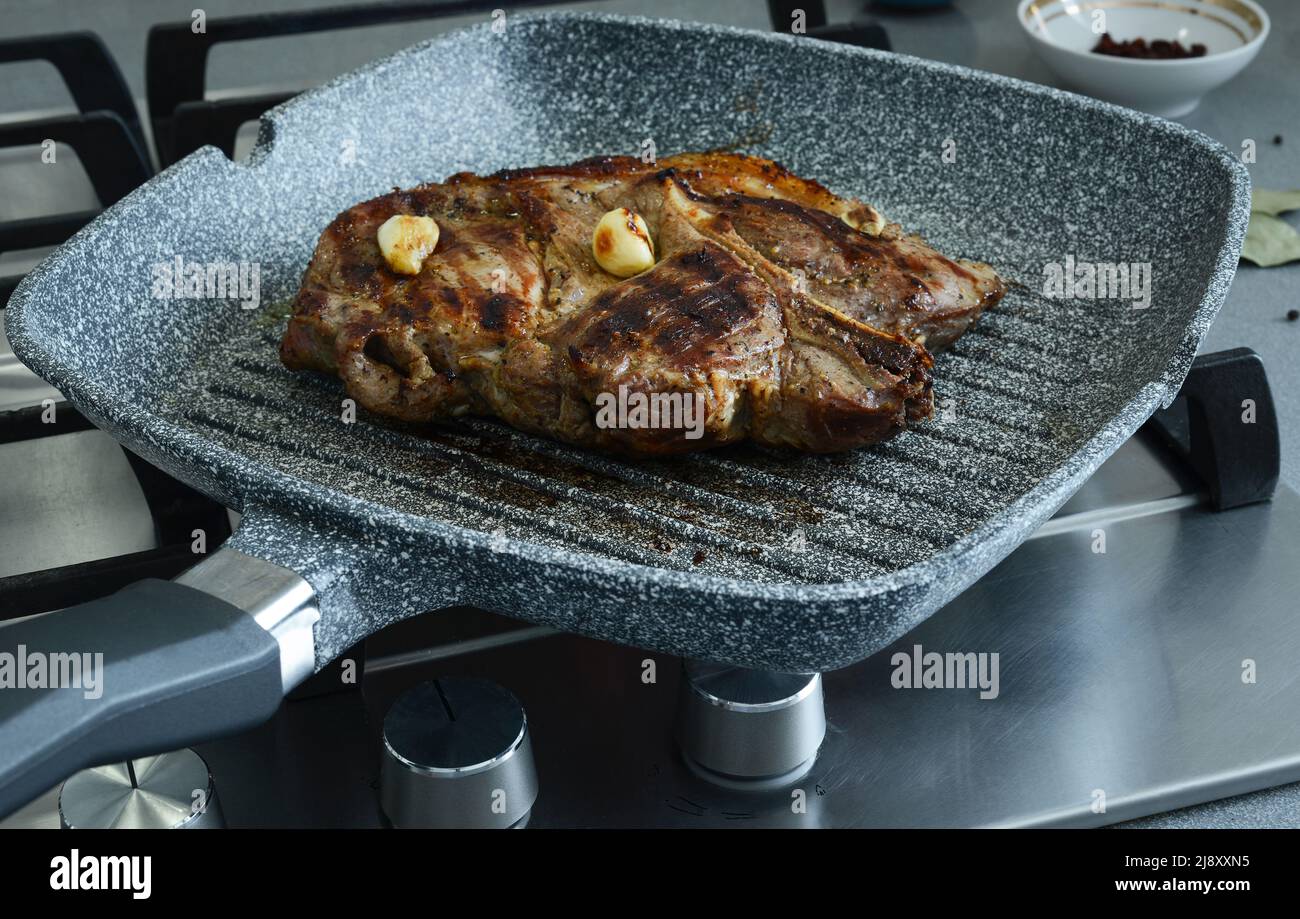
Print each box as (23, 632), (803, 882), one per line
(0, 550), (316, 819)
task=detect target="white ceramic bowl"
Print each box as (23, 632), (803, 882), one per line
(1017, 0), (1269, 118)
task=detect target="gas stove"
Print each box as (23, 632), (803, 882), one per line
(3, 0), (1300, 831)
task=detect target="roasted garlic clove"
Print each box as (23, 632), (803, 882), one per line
(377, 214), (440, 275)
(592, 208), (655, 277)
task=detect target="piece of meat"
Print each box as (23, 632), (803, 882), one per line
(281, 152), (1002, 455)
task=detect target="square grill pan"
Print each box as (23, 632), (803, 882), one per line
(6, 12), (1250, 672)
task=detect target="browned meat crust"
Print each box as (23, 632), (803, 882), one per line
(281, 152), (1004, 455)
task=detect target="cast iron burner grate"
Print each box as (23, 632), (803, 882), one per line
(0, 34), (227, 618)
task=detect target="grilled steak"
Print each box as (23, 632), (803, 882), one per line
(281, 152), (1004, 455)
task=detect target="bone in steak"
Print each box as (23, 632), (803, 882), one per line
(280, 152), (1005, 455)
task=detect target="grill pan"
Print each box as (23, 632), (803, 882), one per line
(0, 12), (1249, 815)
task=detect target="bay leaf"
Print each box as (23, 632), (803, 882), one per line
(1241, 212), (1300, 267)
(1251, 188), (1300, 217)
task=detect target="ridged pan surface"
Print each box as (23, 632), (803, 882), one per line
(5, 13), (1249, 671)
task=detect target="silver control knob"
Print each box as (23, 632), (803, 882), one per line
(59, 749), (223, 829)
(380, 678), (538, 828)
(676, 661), (825, 788)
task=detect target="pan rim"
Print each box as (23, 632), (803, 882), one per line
(5, 10), (1250, 609)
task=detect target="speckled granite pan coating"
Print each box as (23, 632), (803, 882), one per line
(5, 12), (1249, 672)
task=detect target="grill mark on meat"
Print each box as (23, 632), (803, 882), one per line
(480, 293), (512, 331)
(340, 260), (380, 290)
(562, 245), (773, 375)
(436, 286), (463, 317)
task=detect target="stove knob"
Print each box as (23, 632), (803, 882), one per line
(380, 678), (538, 828)
(676, 661), (825, 787)
(58, 749), (224, 829)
